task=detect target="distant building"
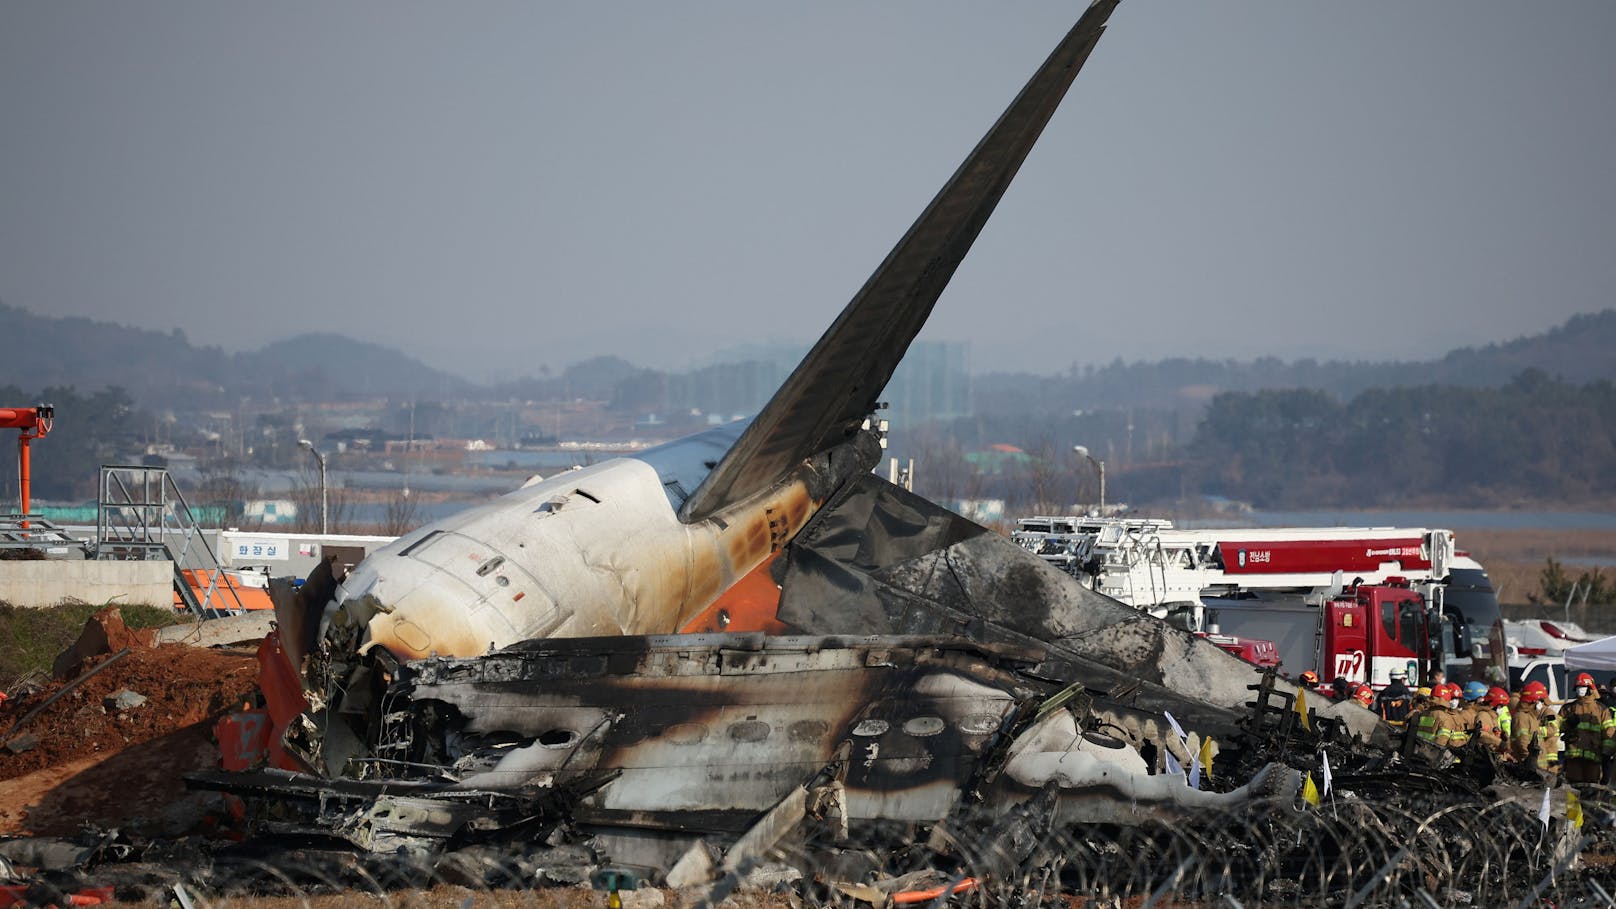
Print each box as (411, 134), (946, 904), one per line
(964, 443), (1031, 475)
(882, 340), (972, 429)
(244, 499), (298, 525)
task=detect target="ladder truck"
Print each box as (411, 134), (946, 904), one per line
(1012, 517), (1503, 687)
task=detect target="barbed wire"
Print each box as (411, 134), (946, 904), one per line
(37, 785), (1616, 908)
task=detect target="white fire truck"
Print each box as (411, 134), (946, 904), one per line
(1011, 517), (1504, 687)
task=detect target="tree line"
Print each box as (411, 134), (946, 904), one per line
(1188, 370), (1615, 508)
(4, 367), (1611, 526)
(888, 369), (1614, 515)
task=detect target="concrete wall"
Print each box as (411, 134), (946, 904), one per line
(0, 559), (173, 609)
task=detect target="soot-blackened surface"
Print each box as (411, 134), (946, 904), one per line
(775, 476), (1246, 737)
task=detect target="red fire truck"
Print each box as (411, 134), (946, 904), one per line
(1013, 519), (1503, 686)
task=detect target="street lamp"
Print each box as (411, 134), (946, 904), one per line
(298, 438), (329, 535)
(1072, 444), (1106, 516)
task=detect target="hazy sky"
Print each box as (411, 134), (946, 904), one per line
(3, 3), (1613, 382)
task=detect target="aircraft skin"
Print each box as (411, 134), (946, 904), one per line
(234, 5), (1382, 864)
(324, 425), (877, 664)
(309, 1), (1122, 681)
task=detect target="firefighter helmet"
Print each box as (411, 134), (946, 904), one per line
(1484, 687), (1508, 707)
(1463, 681), (1487, 701)
(1576, 672), (1597, 689)
(1521, 681), (1549, 704)
(1352, 684), (1375, 706)
(1300, 670), (1320, 686)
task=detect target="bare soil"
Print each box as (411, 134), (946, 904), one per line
(0, 643), (259, 835)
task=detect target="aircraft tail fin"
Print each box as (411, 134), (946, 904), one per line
(680, 1), (1119, 523)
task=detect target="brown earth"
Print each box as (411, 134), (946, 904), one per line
(0, 641), (259, 835)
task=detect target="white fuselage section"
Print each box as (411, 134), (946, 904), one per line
(326, 448), (816, 662)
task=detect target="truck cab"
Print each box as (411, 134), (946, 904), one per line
(1321, 579), (1432, 687)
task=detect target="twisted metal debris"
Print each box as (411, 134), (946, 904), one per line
(12, 784), (1616, 907)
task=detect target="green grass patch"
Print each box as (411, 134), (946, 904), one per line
(0, 600), (183, 689)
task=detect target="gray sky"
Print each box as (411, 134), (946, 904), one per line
(3, 2), (1613, 382)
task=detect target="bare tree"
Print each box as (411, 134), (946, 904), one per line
(291, 467), (353, 534)
(1022, 436), (1064, 515)
(195, 458), (260, 529)
(908, 427), (965, 505)
(381, 487), (421, 537)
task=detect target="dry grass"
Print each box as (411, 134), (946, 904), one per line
(1455, 528), (1616, 607)
(0, 601), (179, 689)
(1457, 529), (1616, 564)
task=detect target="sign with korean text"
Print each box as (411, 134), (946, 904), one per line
(232, 538), (289, 562)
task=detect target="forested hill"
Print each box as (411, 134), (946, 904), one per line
(1187, 371), (1616, 508)
(974, 309), (1616, 415)
(3, 299), (1608, 412)
(1421, 310), (1615, 387)
(0, 303), (472, 407)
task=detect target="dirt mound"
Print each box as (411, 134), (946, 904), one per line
(1, 644), (258, 782)
(0, 640), (261, 835)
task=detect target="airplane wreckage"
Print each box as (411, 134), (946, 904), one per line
(138, 1), (1590, 904)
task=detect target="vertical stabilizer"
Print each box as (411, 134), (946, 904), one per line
(680, 1), (1120, 523)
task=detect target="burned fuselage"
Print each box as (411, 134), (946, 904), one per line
(265, 633), (1299, 865)
(292, 0), (1135, 778)
(241, 0), (1394, 880)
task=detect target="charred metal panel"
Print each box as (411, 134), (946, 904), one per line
(994, 707), (1296, 825)
(209, 631), (1305, 866)
(395, 635), (1037, 822)
(776, 475), (1385, 742)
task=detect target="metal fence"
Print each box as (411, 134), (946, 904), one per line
(43, 784), (1616, 908)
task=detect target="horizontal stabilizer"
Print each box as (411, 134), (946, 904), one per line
(680, 1), (1119, 523)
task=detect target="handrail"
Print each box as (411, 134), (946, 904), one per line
(96, 465), (247, 616)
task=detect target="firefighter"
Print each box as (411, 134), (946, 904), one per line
(1558, 672), (1615, 785)
(1377, 669), (1414, 727)
(1441, 682), (1473, 748)
(1413, 683), (1464, 750)
(1510, 681), (1559, 775)
(1406, 685), (1435, 725)
(1473, 686), (1508, 751)
(1487, 686), (1512, 747)
(1331, 676), (1352, 702)
(1456, 680), (1488, 739)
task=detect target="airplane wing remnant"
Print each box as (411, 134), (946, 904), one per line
(678, 0), (1120, 523)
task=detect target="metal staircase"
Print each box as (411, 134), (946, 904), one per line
(94, 465), (244, 618)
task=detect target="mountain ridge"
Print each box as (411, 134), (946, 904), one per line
(1, 300), (1609, 411)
